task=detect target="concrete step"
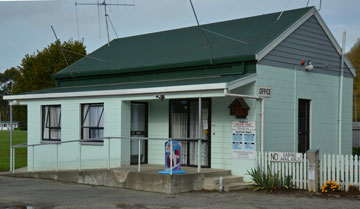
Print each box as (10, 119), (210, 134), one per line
(204, 175), (244, 186)
(223, 182), (254, 192)
(203, 175), (244, 191)
(202, 170), (232, 178)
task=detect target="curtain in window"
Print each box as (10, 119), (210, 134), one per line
(82, 104), (104, 139)
(170, 102), (188, 164)
(189, 101), (208, 166)
(43, 106), (50, 139)
(42, 106), (61, 140)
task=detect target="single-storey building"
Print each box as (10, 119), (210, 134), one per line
(0, 121), (19, 131)
(5, 7), (355, 177)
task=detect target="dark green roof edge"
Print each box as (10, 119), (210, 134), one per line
(52, 54), (256, 79)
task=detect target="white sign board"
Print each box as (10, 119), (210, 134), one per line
(259, 86), (271, 98)
(232, 120), (256, 160)
(308, 163), (315, 180)
(269, 152), (302, 163)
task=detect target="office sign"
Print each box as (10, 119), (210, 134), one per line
(259, 86), (271, 98)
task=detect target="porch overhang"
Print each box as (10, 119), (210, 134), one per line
(4, 74), (257, 101)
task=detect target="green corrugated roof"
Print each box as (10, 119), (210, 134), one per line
(53, 7), (313, 79)
(21, 73), (252, 95)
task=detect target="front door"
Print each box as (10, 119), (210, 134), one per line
(170, 99), (211, 167)
(130, 102), (148, 164)
(298, 99), (310, 153)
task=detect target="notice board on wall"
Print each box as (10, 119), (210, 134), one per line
(232, 120), (256, 159)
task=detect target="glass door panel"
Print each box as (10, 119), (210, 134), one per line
(131, 102), (147, 164)
(189, 101), (209, 166)
(170, 99), (210, 167)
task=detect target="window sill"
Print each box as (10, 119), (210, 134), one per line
(41, 140), (61, 144)
(80, 140), (104, 146)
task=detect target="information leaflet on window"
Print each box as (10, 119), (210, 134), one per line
(232, 120), (256, 159)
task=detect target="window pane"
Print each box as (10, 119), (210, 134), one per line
(83, 105), (104, 127)
(50, 129), (61, 140)
(42, 105), (61, 140)
(131, 103), (145, 132)
(49, 106), (61, 127)
(90, 129), (104, 138)
(43, 106), (49, 139)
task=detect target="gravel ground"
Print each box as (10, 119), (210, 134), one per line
(0, 176), (359, 209)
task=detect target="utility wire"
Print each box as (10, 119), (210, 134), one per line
(51, 25), (69, 66)
(201, 28), (248, 45)
(189, 0), (213, 65)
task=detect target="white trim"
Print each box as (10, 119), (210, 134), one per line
(256, 8), (316, 61)
(3, 83), (227, 101)
(227, 74), (257, 90)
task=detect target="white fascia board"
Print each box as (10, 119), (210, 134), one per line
(313, 12), (356, 77)
(227, 74), (257, 90)
(256, 8), (316, 61)
(3, 83), (227, 101)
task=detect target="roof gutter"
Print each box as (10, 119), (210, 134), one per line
(3, 83), (227, 101)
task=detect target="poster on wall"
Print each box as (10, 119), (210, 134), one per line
(232, 120), (256, 159)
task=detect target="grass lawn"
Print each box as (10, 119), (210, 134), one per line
(0, 131), (27, 171)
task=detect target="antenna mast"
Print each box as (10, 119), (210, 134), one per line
(75, 0), (135, 47)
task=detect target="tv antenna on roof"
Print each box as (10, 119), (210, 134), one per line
(75, 0), (135, 47)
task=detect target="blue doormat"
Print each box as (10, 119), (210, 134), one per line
(157, 170), (187, 175)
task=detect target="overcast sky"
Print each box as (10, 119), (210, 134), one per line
(0, 0), (359, 73)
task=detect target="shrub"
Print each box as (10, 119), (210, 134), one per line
(353, 147), (360, 155)
(247, 165), (293, 191)
(321, 180), (341, 193)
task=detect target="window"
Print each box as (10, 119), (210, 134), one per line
(81, 103), (104, 139)
(42, 105), (61, 141)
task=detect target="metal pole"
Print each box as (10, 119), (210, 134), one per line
(294, 68), (297, 152)
(104, 3), (110, 46)
(108, 138), (111, 170)
(32, 145), (35, 172)
(261, 99), (265, 152)
(138, 139), (141, 172)
(56, 144), (59, 172)
(79, 142), (82, 171)
(12, 148), (15, 173)
(9, 104), (13, 172)
(338, 30), (346, 155)
(170, 140), (173, 175)
(198, 97), (202, 173)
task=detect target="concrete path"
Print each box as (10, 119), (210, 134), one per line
(0, 176), (359, 209)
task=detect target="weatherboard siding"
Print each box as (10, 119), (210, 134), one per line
(26, 98), (131, 171)
(147, 100), (169, 165)
(257, 64), (352, 154)
(260, 16), (352, 78)
(211, 82), (259, 180)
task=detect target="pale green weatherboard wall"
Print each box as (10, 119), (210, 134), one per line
(26, 98), (131, 171)
(24, 65), (353, 173)
(211, 82), (260, 180)
(25, 92), (223, 171)
(257, 64), (353, 154)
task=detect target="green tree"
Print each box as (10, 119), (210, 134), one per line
(13, 39), (86, 94)
(0, 67), (21, 122)
(348, 39), (360, 121)
(1, 39), (86, 129)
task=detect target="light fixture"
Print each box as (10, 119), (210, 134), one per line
(155, 95), (165, 100)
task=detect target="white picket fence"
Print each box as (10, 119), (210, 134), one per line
(256, 152), (308, 189)
(320, 154), (360, 191)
